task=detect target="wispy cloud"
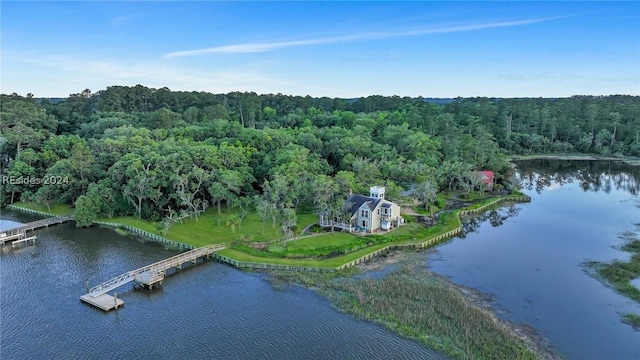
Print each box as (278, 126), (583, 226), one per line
(4, 52), (287, 96)
(111, 15), (134, 25)
(164, 16), (570, 58)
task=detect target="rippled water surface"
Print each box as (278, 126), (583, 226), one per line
(428, 160), (640, 360)
(0, 211), (442, 360)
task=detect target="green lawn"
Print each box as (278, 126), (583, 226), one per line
(286, 232), (358, 252)
(9, 196), (522, 272)
(380, 222), (423, 237)
(11, 202), (318, 248)
(12, 202), (74, 216)
(223, 209), (463, 266)
(380, 212), (460, 244)
(218, 243), (390, 268)
(97, 208), (318, 248)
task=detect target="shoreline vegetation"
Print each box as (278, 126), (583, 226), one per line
(268, 251), (562, 360)
(5, 191), (529, 271)
(585, 225), (640, 330)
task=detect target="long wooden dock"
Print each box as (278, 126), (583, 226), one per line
(81, 243), (226, 311)
(20, 216), (73, 232)
(1, 216), (73, 246)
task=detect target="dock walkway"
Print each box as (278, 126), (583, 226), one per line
(1, 216), (73, 246)
(21, 216), (73, 232)
(81, 243), (226, 311)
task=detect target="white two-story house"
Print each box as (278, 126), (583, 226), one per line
(320, 186), (403, 233)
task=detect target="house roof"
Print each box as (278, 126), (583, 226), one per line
(0, 220), (25, 232)
(477, 171), (495, 184)
(345, 194), (381, 217)
(380, 203), (392, 208)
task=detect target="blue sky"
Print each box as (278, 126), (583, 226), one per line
(2, 1), (639, 98)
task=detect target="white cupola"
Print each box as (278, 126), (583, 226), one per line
(369, 186), (385, 199)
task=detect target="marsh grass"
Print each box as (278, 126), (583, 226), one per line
(586, 233), (640, 329)
(267, 252), (553, 360)
(622, 313), (640, 329)
(588, 239), (640, 303)
(328, 269), (539, 359)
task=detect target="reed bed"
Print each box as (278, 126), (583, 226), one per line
(585, 230), (640, 329)
(269, 252), (558, 360)
(622, 313), (640, 329)
(326, 266), (540, 359)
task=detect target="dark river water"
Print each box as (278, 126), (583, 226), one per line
(0, 211), (442, 360)
(428, 160), (640, 360)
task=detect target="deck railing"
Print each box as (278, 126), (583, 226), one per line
(88, 244), (226, 297)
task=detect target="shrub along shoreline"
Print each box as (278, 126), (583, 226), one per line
(7, 193), (531, 271)
(6, 193), (530, 271)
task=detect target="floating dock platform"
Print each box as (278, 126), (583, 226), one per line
(80, 293), (124, 311)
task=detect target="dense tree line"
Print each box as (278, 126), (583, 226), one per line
(1, 86), (638, 229)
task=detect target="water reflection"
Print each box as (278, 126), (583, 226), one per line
(515, 160), (640, 195)
(461, 205), (522, 235)
(428, 160), (640, 359)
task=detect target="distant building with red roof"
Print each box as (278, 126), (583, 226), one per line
(476, 171), (495, 190)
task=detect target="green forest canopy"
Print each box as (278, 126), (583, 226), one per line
(1, 86), (639, 226)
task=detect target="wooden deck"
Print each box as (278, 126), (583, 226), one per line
(81, 243), (226, 311)
(134, 271), (165, 287)
(80, 293), (124, 311)
(319, 220), (354, 232)
(0, 233), (25, 245)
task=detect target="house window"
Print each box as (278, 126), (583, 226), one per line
(362, 220), (366, 227)
(377, 209), (380, 215)
(384, 208), (388, 215)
